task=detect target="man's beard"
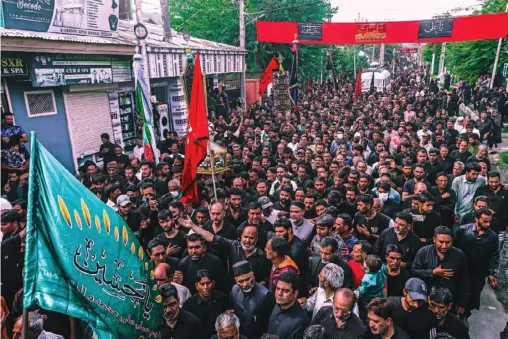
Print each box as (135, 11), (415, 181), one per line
(231, 204), (241, 211)
(242, 243), (255, 252)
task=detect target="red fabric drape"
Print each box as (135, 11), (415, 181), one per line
(354, 68), (362, 103)
(181, 52), (209, 204)
(256, 13), (508, 44)
(259, 56), (279, 95)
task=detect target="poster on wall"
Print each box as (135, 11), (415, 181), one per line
(1, 53), (29, 77)
(168, 78), (188, 136)
(1, 0), (119, 37)
(31, 54), (132, 87)
(298, 23), (322, 41)
(107, 92), (124, 148)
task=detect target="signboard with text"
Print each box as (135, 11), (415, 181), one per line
(2, 0), (119, 37)
(418, 18), (454, 39)
(1, 53), (28, 77)
(355, 23), (387, 42)
(32, 54), (132, 87)
(298, 23), (322, 41)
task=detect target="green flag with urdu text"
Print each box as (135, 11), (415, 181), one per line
(23, 132), (163, 338)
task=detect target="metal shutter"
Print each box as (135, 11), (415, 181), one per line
(64, 91), (114, 158)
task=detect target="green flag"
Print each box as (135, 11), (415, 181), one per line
(23, 132), (163, 338)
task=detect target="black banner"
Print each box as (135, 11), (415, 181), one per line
(298, 23), (322, 40)
(418, 18), (454, 39)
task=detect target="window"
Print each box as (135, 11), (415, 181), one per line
(24, 90), (57, 117)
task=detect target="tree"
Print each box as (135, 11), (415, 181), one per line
(169, 0), (339, 79)
(422, 0), (508, 84)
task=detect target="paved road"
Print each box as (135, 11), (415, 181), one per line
(469, 127), (508, 338)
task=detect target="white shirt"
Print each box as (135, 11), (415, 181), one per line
(106, 199), (118, 212)
(132, 145), (144, 161)
(305, 287), (335, 320)
(269, 179), (297, 195)
(266, 208), (280, 225)
(173, 282), (191, 306)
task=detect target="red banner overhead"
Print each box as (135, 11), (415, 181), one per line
(256, 13), (508, 44)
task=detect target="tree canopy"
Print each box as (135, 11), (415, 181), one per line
(169, 0), (371, 81)
(422, 0), (508, 84)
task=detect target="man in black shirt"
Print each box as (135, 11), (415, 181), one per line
(456, 208), (499, 318)
(385, 245), (411, 297)
(430, 172), (456, 228)
(437, 145), (455, 174)
(116, 195), (141, 231)
(99, 132), (116, 165)
(155, 209), (186, 259)
(225, 188), (248, 228)
(354, 194), (392, 246)
(268, 271), (309, 338)
(312, 288), (366, 339)
(428, 286), (470, 339)
(182, 269), (232, 339)
(1, 211), (25, 307)
(307, 237), (353, 291)
(203, 202), (239, 264)
(374, 212), (421, 268)
(159, 283), (204, 339)
(177, 233), (228, 294)
(474, 171), (508, 233)
(412, 226), (470, 316)
(409, 192), (441, 245)
(365, 298), (410, 338)
(274, 218), (309, 279)
(273, 185), (292, 216)
(402, 163), (432, 202)
(388, 278), (437, 339)
(237, 202), (273, 250)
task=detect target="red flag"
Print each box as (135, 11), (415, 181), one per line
(181, 52), (209, 204)
(354, 68), (363, 103)
(307, 75), (311, 90)
(259, 56), (279, 96)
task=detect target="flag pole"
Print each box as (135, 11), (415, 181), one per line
(23, 131), (37, 339)
(209, 140), (218, 202)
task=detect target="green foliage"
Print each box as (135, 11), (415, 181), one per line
(169, 0), (346, 80)
(421, 0), (508, 83)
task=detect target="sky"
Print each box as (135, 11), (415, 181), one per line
(331, 0), (482, 22)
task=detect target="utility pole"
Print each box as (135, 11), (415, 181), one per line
(431, 44), (436, 75)
(134, 0), (150, 84)
(490, 1), (508, 88)
(239, 0), (246, 108)
(438, 42), (446, 75)
(159, 0), (171, 41)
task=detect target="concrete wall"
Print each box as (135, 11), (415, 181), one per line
(6, 79), (74, 171)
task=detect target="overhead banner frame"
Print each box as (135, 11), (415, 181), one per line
(256, 13), (508, 44)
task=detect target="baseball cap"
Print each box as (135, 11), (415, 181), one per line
(258, 196), (273, 210)
(405, 278), (428, 301)
(116, 195), (132, 207)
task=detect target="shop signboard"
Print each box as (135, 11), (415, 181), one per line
(31, 54), (132, 87)
(168, 77), (188, 137)
(2, 0), (119, 37)
(1, 53), (28, 77)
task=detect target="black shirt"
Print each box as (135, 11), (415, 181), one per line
(409, 209), (441, 244)
(182, 290), (232, 339)
(177, 253), (228, 294)
(437, 156), (456, 174)
(212, 235), (272, 284)
(387, 269), (411, 297)
(474, 185), (508, 233)
(430, 313), (470, 339)
(225, 208), (248, 228)
(1, 234), (23, 307)
(311, 306), (366, 339)
(237, 220), (273, 250)
(156, 230), (187, 259)
(160, 309), (205, 339)
(287, 236), (309, 279)
(387, 296), (437, 339)
(122, 210), (141, 232)
(365, 325), (411, 339)
(403, 179), (432, 196)
(354, 212), (392, 246)
(374, 228), (422, 267)
(412, 245), (470, 308)
(456, 223), (499, 278)
(268, 302), (310, 339)
(203, 220), (238, 264)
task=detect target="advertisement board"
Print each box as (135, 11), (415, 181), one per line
(2, 0), (119, 37)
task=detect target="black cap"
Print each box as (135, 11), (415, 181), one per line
(232, 261), (252, 277)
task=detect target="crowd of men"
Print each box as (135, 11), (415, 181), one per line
(1, 62), (508, 339)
